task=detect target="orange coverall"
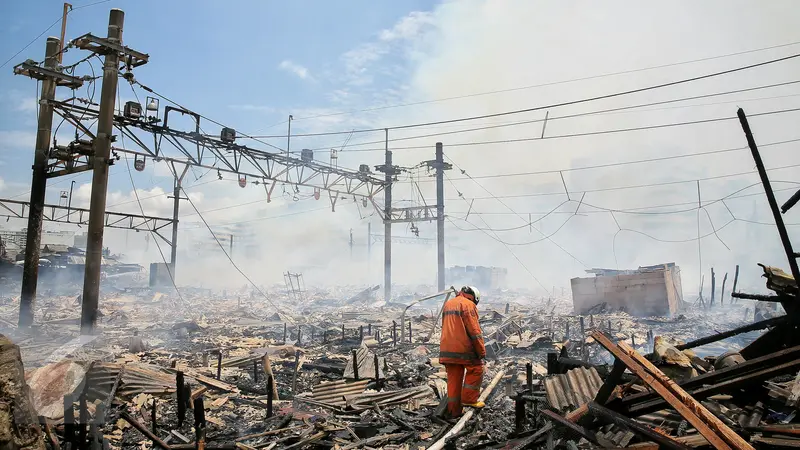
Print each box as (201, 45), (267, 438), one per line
(439, 292), (486, 417)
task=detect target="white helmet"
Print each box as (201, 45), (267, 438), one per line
(461, 286), (481, 304)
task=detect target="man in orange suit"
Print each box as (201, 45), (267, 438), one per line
(439, 286), (485, 417)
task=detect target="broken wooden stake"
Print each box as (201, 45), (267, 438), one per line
(177, 371), (186, 426)
(194, 397), (206, 449)
(64, 395), (76, 450)
(291, 350), (301, 394)
(120, 411), (171, 449)
(266, 375), (274, 418)
(515, 395), (525, 434)
(262, 352), (279, 400)
(526, 362), (533, 392)
(352, 349), (359, 380)
(151, 398), (157, 433)
(216, 351), (222, 380)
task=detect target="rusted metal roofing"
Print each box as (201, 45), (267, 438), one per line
(544, 366), (603, 411)
(311, 379), (370, 407)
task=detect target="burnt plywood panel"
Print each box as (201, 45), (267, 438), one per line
(571, 268), (681, 317)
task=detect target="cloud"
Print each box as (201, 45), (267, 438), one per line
(278, 60), (312, 80)
(379, 11), (434, 41)
(0, 130), (36, 150)
(13, 96), (37, 113)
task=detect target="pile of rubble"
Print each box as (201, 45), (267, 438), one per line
(0, 263), (797, 449)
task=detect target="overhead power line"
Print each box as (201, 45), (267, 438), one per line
(0, 0), (112, 69)
(282, 39), (800, 123)
(314, 106), (800, 154)
(295, 80), (800, 151)
(245, 51), (800, 140)
(443, 136), (800, 182)
(441, 163), (800, 201)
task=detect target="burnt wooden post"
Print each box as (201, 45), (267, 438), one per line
(283, 323), (287, 343)
(176, 371), (186, 426)
(266, 375), (274, 417)
(515, 395), (526, 434)
(631, 334), (636, 349)
(579, 316), (586, 361)
(607, 320), (612, 333)
(732, 264), (740, 301)
(64, 394), (75, 449)
(526, 362), (533, 392)
(342, 324), (346, 341)
(738, 109), (800, 287)
(253, 360), (259, 383)
(505, 303), (510, 314)
(368, 323), (372, 335)
(590, 315), (594, 327)
(151, 398), (157, 433)
(92, 403), (106, 450)
(193, 397), (206, 449)
(292, 350), (300, 394)
(311, 327), (314, 342)
(374, 354), (381, 390)
(565, 320), (570, 340)
(324, 329), (328, 343)
(352, 348), (360, 380)
(392, 321), (397, 346)
(216, 351), (222, 380)
(720, 272), (728, 305)
(360, 325), (364, 342)
(297, 325), (302, 345)
(408, 321), (412, 343)
(79, 383), (88, 448)
(547, 352), (559, 375)
(710, 267), (716, 307)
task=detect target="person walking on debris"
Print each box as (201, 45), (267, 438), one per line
(439, 286), (486, 417)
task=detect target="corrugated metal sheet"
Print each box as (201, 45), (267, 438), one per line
(544, 366), (602, 411)
(311, 379), (370, 406)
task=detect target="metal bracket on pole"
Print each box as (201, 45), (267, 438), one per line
(13, 61), (84, 88)
(72, 33), (149, 66)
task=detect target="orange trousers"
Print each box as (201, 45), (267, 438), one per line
(444, 363), (484, 417)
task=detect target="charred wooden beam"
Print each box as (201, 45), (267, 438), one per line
(587, 402), (690, 450)
(618, 344), (800, 413)
(593, 330), (754, 450)
(120, 411), (171, 449)
(675, 315), (787, 351)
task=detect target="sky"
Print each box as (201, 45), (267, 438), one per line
(1, 0), (799, 298)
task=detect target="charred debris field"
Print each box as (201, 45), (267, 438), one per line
(0, 263), (797, 450)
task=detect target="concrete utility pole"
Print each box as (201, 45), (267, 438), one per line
(81, 9), (124, 334)
(169, 164), (189, 277)
(384, 147), (393, 302)
(18, 37), (60, 328)
(434, 142), (449, 291)
(374, 129), (401, 302)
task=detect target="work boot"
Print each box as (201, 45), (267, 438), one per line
(463, 401), (485, 409)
